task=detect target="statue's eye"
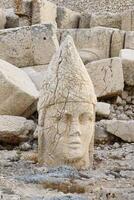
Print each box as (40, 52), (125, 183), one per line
(79, 113), (93, 124)
(56, 113), (72, 123)
(64, 114), (72, 122)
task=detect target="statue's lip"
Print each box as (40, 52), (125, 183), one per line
(68, 141), (81, 145)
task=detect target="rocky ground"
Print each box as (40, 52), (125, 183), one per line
(0, 142), (134, 199)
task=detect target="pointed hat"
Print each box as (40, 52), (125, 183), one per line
(38, 35), (97, 114)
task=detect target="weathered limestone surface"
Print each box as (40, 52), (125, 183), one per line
(0, 59), (39, 116)
(19, 16), (30, 26)
(110, 29), (125, 57)
(22, 65), (48, 90)
(125, 31), (134, 50)
(86, 57), (124, 98)
(0, 8), (6, 29)
(90, 13), (122, 29)
(105, 120), (134, 142)
(0, 24), (59, 67)
(38, 35), (96, 170)
(31, 24), (59, 65)
(79, 13), (91, 28)
(0, 26), (32, 67)
(59, 27), (113, 63)
(120, 49), (134, 86)
(14, 0), (32, 17)
(5, 8), (19, 28)
(121, 10), (134, 31)
(0, 115), (35, 144)
(32, 0), (57, 27)
(56, 6), (80, 29)
(96, 102), (110, 118)
(0, 0), (15, 9)
(22, 100), (38, 118)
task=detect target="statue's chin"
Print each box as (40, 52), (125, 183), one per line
(64, 148), (84, 162)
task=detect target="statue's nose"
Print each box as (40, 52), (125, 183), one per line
(69, 120), (81, 137)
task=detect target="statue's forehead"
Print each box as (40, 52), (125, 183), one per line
(47, 102), (94, 114)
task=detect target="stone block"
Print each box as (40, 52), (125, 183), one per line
(22, 65), (48, 90)
(5, 8), (19, 28)
(31, 24), (59, 65)
(60, 27), (114, 62)
(121, 10), (134, 31)
(32, 0), (57, 27)
(0, 9), (6, 29)
(110, 29), (125, 57)
(14, 0), (32, 17)
(105, 120), (134, 142)
(0, 115), (35, 144)
(119, 49), (134, 86)
(86, 57), (124, 98)
(0, 24), (59, 67)
(0, 26), (33, 67)
(95, 122), (113, 144)
(90, 13), (122, 29)
(56, 6), (80, 29)
(96, 102), (110, 118)
(0, 59), (39, 116)
(124, 31), (134, 50)
(79, 13), (91, 28)
(19, 16), (31, 26)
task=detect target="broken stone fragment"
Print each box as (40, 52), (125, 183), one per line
(119, 49), (134, 86)
(95, 122), (115, 144)
(86, 57), (124, 98)
(104, 120), (134, 142)
(0, 59), (39, 116)
(90, 13), (122, 29)
(96, 102), (110, 118)
(0, 115), (35, 144)
(56, 6), (80, 29)
(32, 0), (57, 27)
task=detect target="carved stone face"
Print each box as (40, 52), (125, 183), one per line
(43, 102), (94, 163)
(38, 35), (96, 169)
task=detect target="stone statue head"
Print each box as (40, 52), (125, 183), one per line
(38, 35), (97, 170)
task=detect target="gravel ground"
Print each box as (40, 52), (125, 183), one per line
(50, 0), (134, 13)
(0, 142), (134, 199)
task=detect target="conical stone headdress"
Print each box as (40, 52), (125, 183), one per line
(38, 35), (97, 126)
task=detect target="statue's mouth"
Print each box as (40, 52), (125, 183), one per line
(68, 139), (81, 149)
